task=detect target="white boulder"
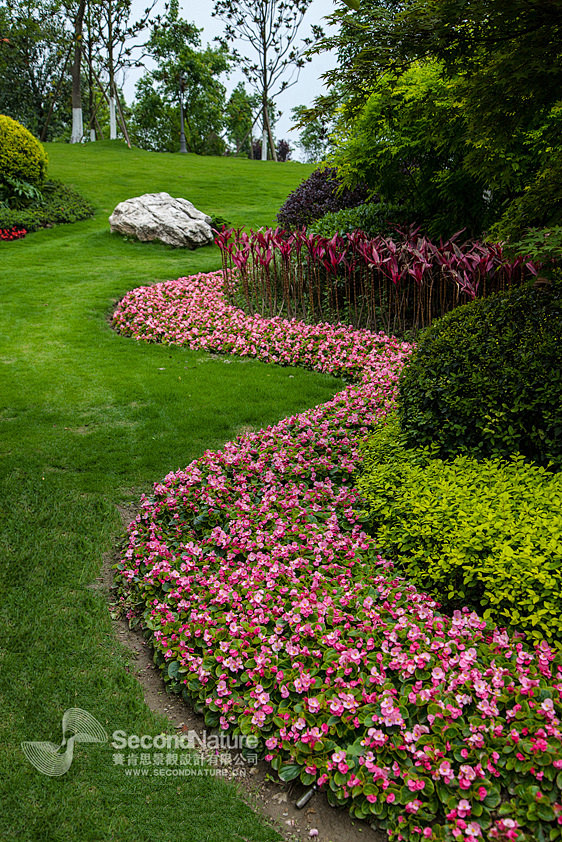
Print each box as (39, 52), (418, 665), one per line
(109, 192), (214, 248)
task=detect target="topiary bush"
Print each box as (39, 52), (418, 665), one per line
(276, 166), (368, 229)
(0, 115), (48, 189)
(356, 417), (562, 647)
(398, 276), (562, 469)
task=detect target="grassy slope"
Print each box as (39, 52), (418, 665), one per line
(0, 142), (339, 842)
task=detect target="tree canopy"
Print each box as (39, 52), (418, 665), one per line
(129, 2), (230, 154)
(311, 0), (562, 238)
(213, 0), (320, 160)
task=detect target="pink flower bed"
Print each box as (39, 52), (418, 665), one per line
(113, 271), (562, 842)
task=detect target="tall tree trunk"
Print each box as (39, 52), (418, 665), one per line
(261, 98), (268, 161)
(264, 103), (277, 162)
(87, 0), (95, 140)
(114, 83), (131, 148)
(107, 0), (117, 139)
(70, 0), (87, 143)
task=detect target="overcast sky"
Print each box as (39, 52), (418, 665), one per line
(123, 0), (339, 157)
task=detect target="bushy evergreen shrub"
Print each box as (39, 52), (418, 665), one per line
(0, 180), (94, 231)
(276, 166), (368, 229)
(398, 277), (562, 469)
(0, 115), (48, 188)
(357, 418), (562, 646)
(310, 200), (406, 237)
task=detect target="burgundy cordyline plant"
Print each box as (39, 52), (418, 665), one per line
(112, 270), (562, 842)
(214, 226), (538, 334)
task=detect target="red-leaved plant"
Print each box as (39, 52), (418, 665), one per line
(215, 226), (538, 334)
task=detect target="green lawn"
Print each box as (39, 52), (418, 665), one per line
(0, 142), (340, 841)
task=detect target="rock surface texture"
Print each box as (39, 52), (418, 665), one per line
(109, 192), (214, 248)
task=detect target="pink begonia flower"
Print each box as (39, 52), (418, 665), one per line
(405, 800), (422, 814)
(456, 799), (471, 817)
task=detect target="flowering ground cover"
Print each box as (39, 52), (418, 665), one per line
(113, 271), (562, 842)
(0, 226), (26, 240)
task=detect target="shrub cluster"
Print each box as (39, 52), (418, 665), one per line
(310, 201), (407, 238)
(356, 418), (562, 646)
(0, 180), (94, 232)
(398, 277), (562, 470)
(0, 115), (48, 187)
(276, 166), (368, 229)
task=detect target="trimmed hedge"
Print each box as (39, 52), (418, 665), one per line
(0, 114), (48, 187)
(356, 418), (562, 647)
(0, 180), (94, 231)
(398, 277), (562, 470)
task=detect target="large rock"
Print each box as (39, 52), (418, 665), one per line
(109, 192), (214, 248)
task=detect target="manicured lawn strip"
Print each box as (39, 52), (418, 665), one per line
(0, 144), (335, 842)
(112, 272), (562, 842)
(44, 139), (314, 229)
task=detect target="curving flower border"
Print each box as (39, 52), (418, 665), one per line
(113, 271), (562, 842)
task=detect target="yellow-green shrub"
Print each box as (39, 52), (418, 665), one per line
(357, 418), (562, 646)
(0, 115), (48, 187)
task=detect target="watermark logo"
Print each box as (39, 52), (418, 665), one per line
(21, 708), (108, 777)
(111, 730), (259, 778)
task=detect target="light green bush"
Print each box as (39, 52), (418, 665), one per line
(310, 201), (406, 237)
(0, 114), (48, 188)
(357, 418), (562, 646)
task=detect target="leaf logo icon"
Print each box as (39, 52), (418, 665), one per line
(21, 708), (108, 776)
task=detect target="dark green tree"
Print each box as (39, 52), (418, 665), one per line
(0, 0), (72, 139)
(129, 1), (230, 154)
(224, 82), (260, 156)
(291, 104), (334, 163)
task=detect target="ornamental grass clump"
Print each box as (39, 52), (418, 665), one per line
(113, 271), (562, 842)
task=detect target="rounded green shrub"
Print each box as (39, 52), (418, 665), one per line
(357, 418), (562, 646)
(0, 114), (48, 187)
(310, 200), (406, 238)
(398, 276), (562, 469)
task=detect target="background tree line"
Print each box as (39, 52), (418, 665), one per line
(0, 0), (325, 158)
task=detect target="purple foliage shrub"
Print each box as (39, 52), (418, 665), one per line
(276, 166), (369, 229)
